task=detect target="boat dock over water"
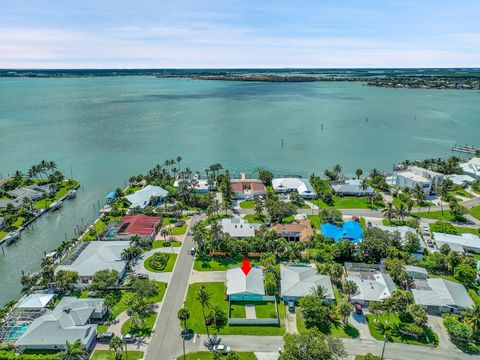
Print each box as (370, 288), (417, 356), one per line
(452, 144), (480, 154)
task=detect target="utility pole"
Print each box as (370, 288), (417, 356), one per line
(381, 335), (388, 360)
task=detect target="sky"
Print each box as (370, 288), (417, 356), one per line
(1, 0), (479, 68)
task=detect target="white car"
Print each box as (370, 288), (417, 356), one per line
(213, 344), (231, 353)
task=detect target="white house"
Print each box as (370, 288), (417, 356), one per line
(460, 157), (480, 179)
(226, 266), (265, 301)
(221, 218), (260, 238)
(412, 278), (474, 314)
(345, 263), (396, 305)
(433, 232), (480, 254)
(446, 174), (476, 187)
(16, 297), (106, 352)
(272, 177), (316, 198)
(395, 166), (444, 195)
(125, 185), (168, 209)
(331, 179), (374, 196)
(280, 265), (334, 303)
(55, 241), (130, 285)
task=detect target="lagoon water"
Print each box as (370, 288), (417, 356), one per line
(0, 76), (479, 304)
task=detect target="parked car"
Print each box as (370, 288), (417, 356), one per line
(88, 291), (99, 297)
(96, 332), (114, 343)
(427, 239), (435, 247)
(122, 334), (136, 343)
(174, 220), (186, 227)
(423, 226), (430, 236)
(354, 303), (363, 314)
(367, 221), (372, 227)
(288, 301), (295, 313)
(213, 345), (231, 354)
(188, 247), (196, 256)
(265, 218), (271, 226)
(136, 273), (149, 279)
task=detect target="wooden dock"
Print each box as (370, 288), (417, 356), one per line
(452, 144), (480, 154)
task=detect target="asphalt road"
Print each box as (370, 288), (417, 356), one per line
(144, 215), (202, 360)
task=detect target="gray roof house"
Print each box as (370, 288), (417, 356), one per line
(7, 184), (53, 201)
(16, 297), (105, 352)
(125, 185), (168, 209)
(412, 278), (474, 314)
(433, 232), (480, 254)
(221, 218), (260, 238)
(226, 267), (265, 301)
(272, 178), (316, 198)
(330, 179), (375, 196)
(280, 265), (334, 303)
(405, 265), (429, 280)
(345, 262), (396, 305)
(55, 241), (130, 285)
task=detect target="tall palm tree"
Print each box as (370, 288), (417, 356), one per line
(437, 182), (450, 216)
(343, 280), (358, 301)
(59, 340), (87, 360)
(355, 169), (363, 180)
(177, 307), (190, 331)
(333, 164), (342, 178)
(396, 203), (407, 221)
(109, 336), (124, 360)
(337, 302), (353, 325)
(196, 286), (211, 339)
(382, 202), (395, 221)
(360, 178), (370, 191)
(176, 156), (183, 171)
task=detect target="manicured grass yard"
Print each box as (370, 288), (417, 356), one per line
(366, 313), (438, 346)
(170, 224), (187, 235)
(152, 240), (181, 248)
(313, 196), (383, 209)
(144, 253), (177, 272)
(109, 281), (167, 319)
(415, 210), (465, 223)
(307, 215), (321, 229)
(178, 352), (257, 360)
(230, 301), (277, 319)
(470, 206), (480, 221)
(239, 201), (255, 209)
(34, 180), (79, 209)
(91, 350), (144, 360)
(193, 257), (260, 271)
(185, 282), (285, 335)
(121, 311), (157, 336)
(296, 308), (359, 338)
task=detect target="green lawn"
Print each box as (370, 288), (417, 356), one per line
(91, 350), (144, 360)
(382, 219), (419, 228)
(243, 213), (294, 224)
(239, 201), (255, 209)
(121, 311), (157, 336)
(0, 231), (6, 241)
(450, 186), (473, 199)
(144, 253), (177, 272)
(306, 215), (321, 229)
(296, 307), (359, 338)
(470, 206), (480, 221)
(124, 186), (143, 195)
(152, 240), (181, 248)
(170, 224), (187, 235)
(109, 281), (167, 319)
(313, 196), (383, 209)
(178, 352), (257, 360)
(193, 257), (260, 271)
(34, 181), (79, 209)
(185, 282), (285, 335)
(230, 301), (277, 319)
(366, 313), (438, 347)
(162, 216), (190, 225)
(429, 222), (479, 236)
(415, 210), (465, 222)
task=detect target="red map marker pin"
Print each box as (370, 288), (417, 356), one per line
(240, 259), (252, 275)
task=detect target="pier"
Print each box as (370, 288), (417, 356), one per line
(452, 144), (480, 154)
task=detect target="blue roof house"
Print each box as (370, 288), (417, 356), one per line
(321, 221), (363, 243)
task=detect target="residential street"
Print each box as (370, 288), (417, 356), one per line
(144, 215), (203, 360)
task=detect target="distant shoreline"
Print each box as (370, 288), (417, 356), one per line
(1, 69), (479, 89)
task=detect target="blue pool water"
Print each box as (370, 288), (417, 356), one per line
(321, 221), (363, 243)
(6, 323), (29, 340)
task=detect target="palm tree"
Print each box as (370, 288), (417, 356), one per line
(337, 302), (353, 325)
(369, 168), (381, 180)
(382, 202), (395, 221)
(312, 285), (329, 300)
(355, 169), (363, 180)
(368, 301), (383, 322)
(463, 305), (480, 333)
(196, 285), (211, 339)
(360, 178), (370, 192)
(59, 339), (87, 360)
(437, 182), (450, 216)
(177, 307), (190, 331)
(333, 164), (342, 178)
(343, 280), (358, 301)
(109, 336), (124, 360)
(396, 203), (407, 221)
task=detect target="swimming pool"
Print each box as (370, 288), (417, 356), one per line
(105, 228), (117, 239)
(6, 322), (29, 339)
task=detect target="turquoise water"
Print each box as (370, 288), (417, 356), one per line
(0, 76), (479, 305)
(5, 322), (29, 339)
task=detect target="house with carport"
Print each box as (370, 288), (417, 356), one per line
(280, 264), (334, 303)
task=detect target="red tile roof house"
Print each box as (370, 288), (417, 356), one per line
(117, 214), (161, 240)
(231, 180), (266, 200)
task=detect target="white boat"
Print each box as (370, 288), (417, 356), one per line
(66, 189), (76, 199)
(49, 201), (63, 211)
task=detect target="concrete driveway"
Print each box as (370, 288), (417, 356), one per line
(189, 270), (226, 283)
(349, 311), (374, 340)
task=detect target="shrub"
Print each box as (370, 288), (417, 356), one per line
(149, 253), (169, 270)
(444, 316), (473, 340)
